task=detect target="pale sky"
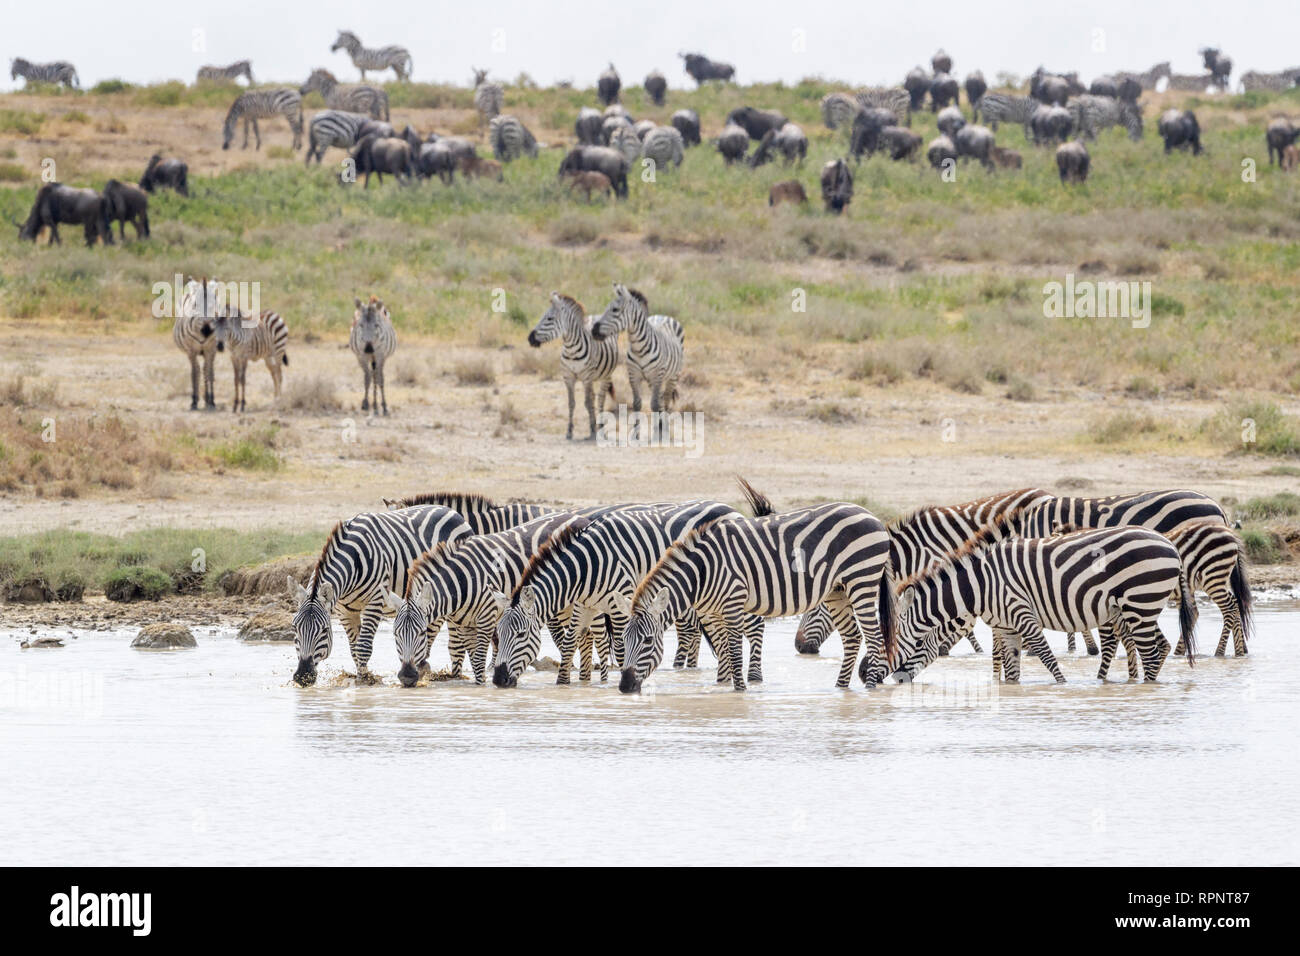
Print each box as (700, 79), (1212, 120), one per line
(4, 1), (1297, 92)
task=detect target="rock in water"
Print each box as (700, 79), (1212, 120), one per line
(532, 656), (560, 672)
(131, 623), (197, 649)
(237, 610), (295, 643)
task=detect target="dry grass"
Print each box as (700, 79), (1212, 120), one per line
(452, 357), (496, 386)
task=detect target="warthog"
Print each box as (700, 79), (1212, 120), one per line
(138, 154), (189, 196)
(990, 146), (1022, 169)
(102, 179), (150, 240)
(16, 182), (108, 246)
(460, 155), (503, 181)
(768, 180), (807, 207)
(820, 159), (853, 214)
(1158, 109), (1202, 155)
(1056, 140), (1090, 183)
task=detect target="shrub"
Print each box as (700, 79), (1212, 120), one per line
(104, 566), (173, 602)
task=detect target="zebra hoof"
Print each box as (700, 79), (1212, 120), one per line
(1087, 646), (1100, 656)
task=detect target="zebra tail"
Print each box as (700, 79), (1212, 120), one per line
(1178, 568), (1197, 667)
(878, 574), (897, 666)
(282, 353), (289, 366)
(1230, 551), (1253, 644)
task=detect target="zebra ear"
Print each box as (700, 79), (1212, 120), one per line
(288, 576), (309, 603)
(519, 585), (539, 614)
(381, 587), (403, 612)
(382, 497), (396, 509)
(414, 581), (433, 611)
(550, 291), (560, 304)
(610, 591), (633, 615)
(490, 590), (509, 614)
(648, 588), (670, 618)
(317, 581), (335, 607)
(354, 297), (362, 310)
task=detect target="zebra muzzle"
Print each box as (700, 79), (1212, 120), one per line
(293, 659), (318, 686)
(397, 663), (420, 687)
(618, 667), (642, 694)
(492, 663), (517, 688)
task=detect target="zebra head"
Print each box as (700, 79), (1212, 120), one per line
(591, 284), (645, 341)
(332, 31), (360, 54)
(184, 277), (224, 338)
(794, 602), (833, 655)
(889, 580), (961, 681)
(353, 296), (386, 351)
(615, 589), (671, 693)
(10, 59), (24, 80)
(388, 581), (437, 687)
(528, 292), (574, 347)
(300, 69), (337, 96)
(290, 576), (336, 686)
(472, 68), (489, 87)
(491, 586), (544, 687)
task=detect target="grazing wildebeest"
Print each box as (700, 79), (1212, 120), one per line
(565, 170), (613, 202)
(904, 67), (930, 110)
(575, 107), (604, 145)
(1090, 75), (1119, 98)
(715, 123), (750, 165)
(671, 109), (701, 146)
(1158, 109), (1202, 154)
(1056, 140), (1090, 183)
(138, 154), (189, 196)
(633, 119), (657, 141)
(1266, 118), (1299, 165)
(931, 49), (953, 75)
(927, 135), (957, 170)
(102, 180), (150, 240)
(598, 63), (621, 106)
(929, 73), (959, 111)
(955, 124), (996, 169)
(1031, 69), (1070, 105)
(990, 146), (1022, 169)
(601, 113), (633, 145)
(757, 123), (808, 165)
(16, 183), (108, 246)
(726, 106), (788, 141)
(965, 71), (987, 120)
(558, 146), (629, 198)
(769, 180), (807, 207)
(1030, 104), (1073, 145)
(1117, 77), (1142, 103)
(644, 70), (667, 106)
(350, 133), (414, 187)
(879, 127), (923, 160)
(680, 52), (734, 85)
(849, 106), (898, 159)
(416, 141), (457, 183)
(936, 105), (965, 138)
(820, 159), (853, 214)
(460, 156), (503, 181)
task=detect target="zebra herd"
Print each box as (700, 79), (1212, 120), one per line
(287, 484), (1252, 694)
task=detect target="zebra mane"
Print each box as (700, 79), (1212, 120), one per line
(890, 488), (1045, 537)
(388, 491), (497, 512)
(509, 517), (593, 602)
(309, 520), (346, 600)
(404, 538), (465, 598)
(735, 475), (776, 518)
(554, 292), (584, 313)
(625, 288), (649, 309)
(631, 516), (728, 608)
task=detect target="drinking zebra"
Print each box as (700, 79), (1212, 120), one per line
(289, 505), (471, 685)
(196, 60), (253, 84)
(473, 69), (505, 130)
(350, 295), (397, 416)
(174, 278), (223, 410)
(623, 503), (895, 691)
(330, 30), (412, 82)
(489, 115), (538, 161)
(1068, 94), (1143, 140)
(299, 68), (389, 120)
(10, 58), (78, 88)
(591, 285), (684, 440)
(527, 292), (619, 441)
(304, 110), (392, 165)
(221, 88), (303, 151)
(893, 528), (1196, 684)
(976, 93), (1037, 138)
(382, 492), (554, 533)
(214, 307), (289, 413)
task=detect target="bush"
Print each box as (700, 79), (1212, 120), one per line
(1240, 528), (1285, 565)
(1238, 493), (1300, 521)
(91, 79), (132, 94)
(104, 566), (173, 602)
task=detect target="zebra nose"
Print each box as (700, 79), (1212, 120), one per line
(397, 663), (419, 687)
(492, 663), (515, 688)
(293, 659), (317, 686)
(618, 667), (641, 694)
(794, 635), (821, 655)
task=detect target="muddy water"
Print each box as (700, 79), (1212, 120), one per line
(2, 603), (1297, 865)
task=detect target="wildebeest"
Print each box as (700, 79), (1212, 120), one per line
(989, 146), (1022, 169)
(460, 156), (503, 181)
(715, 123), (750, 165)
(879, 127), (923, 161)
(558, 146), (629, 198)
(1266, 118), (1299, 165)
(575, 107), (604, 145)
(601, 113), (633, 145)
(1030, 104), (1074, 145)
(350, 133), (414, 187)
(726, 106), (788, 141)
(565, 170), (613, 202)
(671, 109), (701, 146)
(904, 67), (930, 110)
(633, 119), (657, 141)
(415, 140), (457, 183)
(102, 180), (150, 240)
(820, 159), (853, 214)
(936, 105), (965, 138)
(598, 63), (621, 106)
(751, 123), (807, 166)
(1117, 77), (1142, 102)
(607, 125), (642, 163)
(1158, 109), (1202, 155)
(965, 71), (987, 120)
(769, 180), (807, 207)
(1090, 75), (1119, 98)
(16, 183), (108, 246)
(644, 71), (667, 106)
(932, 49), (953, 75)
(930, 73), (959, 111)
(849, 106), (898, 159)
(680, 52), (735, 85)
(1030, 69), (1070, 105)
(138, 154), (189, 196)
(1200, 47), (1233, 89)
(927, 135), (957, 170)
(955, 124), (996, 169)
(1056, 140), (1090, 183)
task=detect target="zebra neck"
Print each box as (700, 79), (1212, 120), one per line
(560, 308), (589, 347)
(623, 311), (652, 350)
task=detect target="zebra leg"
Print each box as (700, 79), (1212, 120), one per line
(1084, 630), (1100, 655)
(188, 354), (200, 410)
(361, 366), (371, 412)
(470, 624), (493, 684)
(962, 621), (982, 654)
(203, 350), (216, 408)
(340, 608), (362, 672)
(673, 613), (701, 669)
(376, 360), (388, 415)
(745, 616), (764, 684)
(445, 624), (467, 679)
(723, 619), (747, 691)
(998, 630), (1023, 683)
(578, 620), (595, 683)
(1097, 624), (1120, 680)
(1130, 619), (1171, 682)
(582, 379), (598, 441)
(253, 118), (262, 150)
(563, 374), (576, 440)
(626, 367), (645, 440)
(268, 356), (283, 404)
(1067, 632), (1076, 653)
(354, 605), (383, 679)
(650, 381), (664, 442)
(554, 620), (577, 685)
(1023, 630), (1066, 683)
(1207, 583), (1237, 657)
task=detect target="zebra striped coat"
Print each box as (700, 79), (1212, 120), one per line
(976, 93), (1037, 138)
(382, 492), (554, 533)
(305, 110), (391, 164)
(173, 278), (223, 409)
(350, 296), (397, 416)
(472, 69), (505, 128)
(855, 88), (911, 126)
(820, 92), (859, 130)
(331, 30), (411, 81)
(290, 505), (472, 684)
(528, 292), (619, 441)
(591, 285), (684, 426)
(300, 69), (389, 120)
(1067, 94), (1143, 140)
(215, 308), (289, 413)
(489, 115), (538, 161)
(222, 88), (303, 150)
(197, 60), (253, 84)
(1241, 69), (1300, 92)
(10, 58), (78, 88)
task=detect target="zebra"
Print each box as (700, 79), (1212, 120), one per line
(381, 492), (555, 533)
(619, 503), (895, 691)
(1165, 73), (1213, 93)
(472, 68), (505, 130)
(893, 528), (1196, 685)
(289, 505), (471, 685)
(330, 30), (411, 82)
(196, 60), (253, 84)
(855, 87), (911, 126)
(489, 115), (538, 161)
(641, 125), (685, 169)
(1241, 69), (1300, 92)
(299, 69), (389, 121)
(976, 93), (1037, 138)
(820, 92), (859, 130)
(491, 502), (747, 689)
(527, 293), (619, 441)
(10, 58), (78, 88)
(214, 307), (289, 413)
(350, 295), (397, 416)
(304, 110), (391, 165)
(173, 278), (223, 410)
(1116, 62), (1171, 91)
(221, 88), (303, 151)
(591, 285), (684, 440)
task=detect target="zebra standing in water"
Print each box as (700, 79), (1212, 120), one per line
(473, 69), (505, 131)
(304, 110), (391, 164)
(221, 88), (303, 150)
(591, 284), (684, 439)
(300, 69), (389, 120)
(620, 503), (895, 691)
(10, 58), (78, 88)
(527, 293), (619, 441)
(350, 295), (397, 416)
(894, 528), (1196, 684)
(976, 93), (1038, 138)
(382, 492), (554, 533)
(1067, 94), (1143, 140)
(174, 278), (223, 410)
(196, 60), (253, 84)
(290, 505), (471, 685)
(330, 30), (412, 81)
(489, 115), (538, 161)
(214, 307), (289, 413)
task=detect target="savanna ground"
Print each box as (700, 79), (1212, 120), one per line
(2, 75), (1300, 622)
